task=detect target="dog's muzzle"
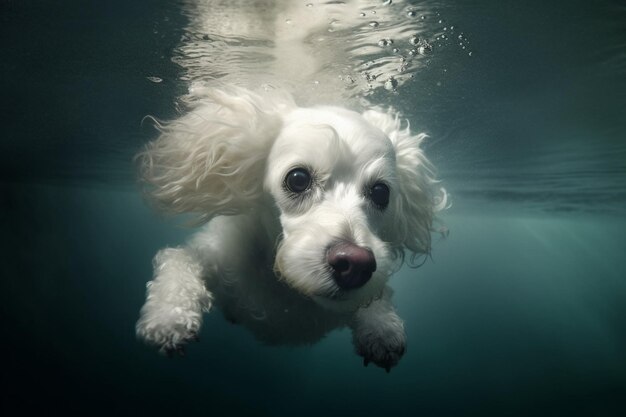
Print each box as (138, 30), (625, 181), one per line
(327, 241), (376, 290)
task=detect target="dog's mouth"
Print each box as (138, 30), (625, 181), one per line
(312, 285), (384, 311)
(274, 235), (389, 310)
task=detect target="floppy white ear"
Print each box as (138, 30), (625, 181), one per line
(362, 109), (447, 263)
(137, 87), (292, 223)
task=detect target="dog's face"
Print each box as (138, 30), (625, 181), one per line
(266, 107), (397, 310)
(139, 89), (443, 312)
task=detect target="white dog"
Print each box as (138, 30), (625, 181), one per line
(135, 87), (446, 371)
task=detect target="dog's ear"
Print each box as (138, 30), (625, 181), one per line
(138, 87), (291, 223)
(362, 109), (447, 264)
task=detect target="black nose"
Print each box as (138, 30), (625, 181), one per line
(327, 242), (376, 290)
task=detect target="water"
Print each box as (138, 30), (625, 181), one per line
(1, 0), (625, 415)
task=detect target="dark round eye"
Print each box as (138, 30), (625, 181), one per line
(369, 183), (390, 209)
(285, 168), (312, 193)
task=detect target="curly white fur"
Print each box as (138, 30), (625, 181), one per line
(136, 87), (446, 370)
(136, 248), (212, 353)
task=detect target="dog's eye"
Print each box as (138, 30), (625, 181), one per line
(369, 183), (390, 209)
(285, 168), (312, 193)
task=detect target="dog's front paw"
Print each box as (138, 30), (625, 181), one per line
(353, 321), (406, 372)
(136, 305), (202, 357)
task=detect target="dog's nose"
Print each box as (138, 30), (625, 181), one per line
(327, 242), (376, 290)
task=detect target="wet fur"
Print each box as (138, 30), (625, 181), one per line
(135, 87), (446, 370)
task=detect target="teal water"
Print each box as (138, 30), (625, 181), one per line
(2, 0), (625, 415)
(3, 184), (624, 415)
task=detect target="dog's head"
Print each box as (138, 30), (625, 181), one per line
(139, 87), (446, 311)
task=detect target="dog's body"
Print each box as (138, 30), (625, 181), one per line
(136, 0), (445, 371)
(136, 89), (445, 370)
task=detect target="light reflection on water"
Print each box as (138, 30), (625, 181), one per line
(174, 0), (453, 106)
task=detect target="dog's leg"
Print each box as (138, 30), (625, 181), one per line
(351, 287), (406, 372)
(136, 247), (212, 355)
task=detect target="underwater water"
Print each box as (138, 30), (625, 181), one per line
(1, 0), (625, 415)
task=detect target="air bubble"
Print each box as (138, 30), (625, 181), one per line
(306, 3), (313, 7)
(407, 11), (416, 17)
(410, 35), (419, 45)
(361, 71), (376, 82)
(417, 40), (432, 54)
(384, 77), (398, 91)
(378, 38), (393, 47)
(369, 21), (379, 27)
(147, 76), (162, 83)
(382, 0), (392, 5)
